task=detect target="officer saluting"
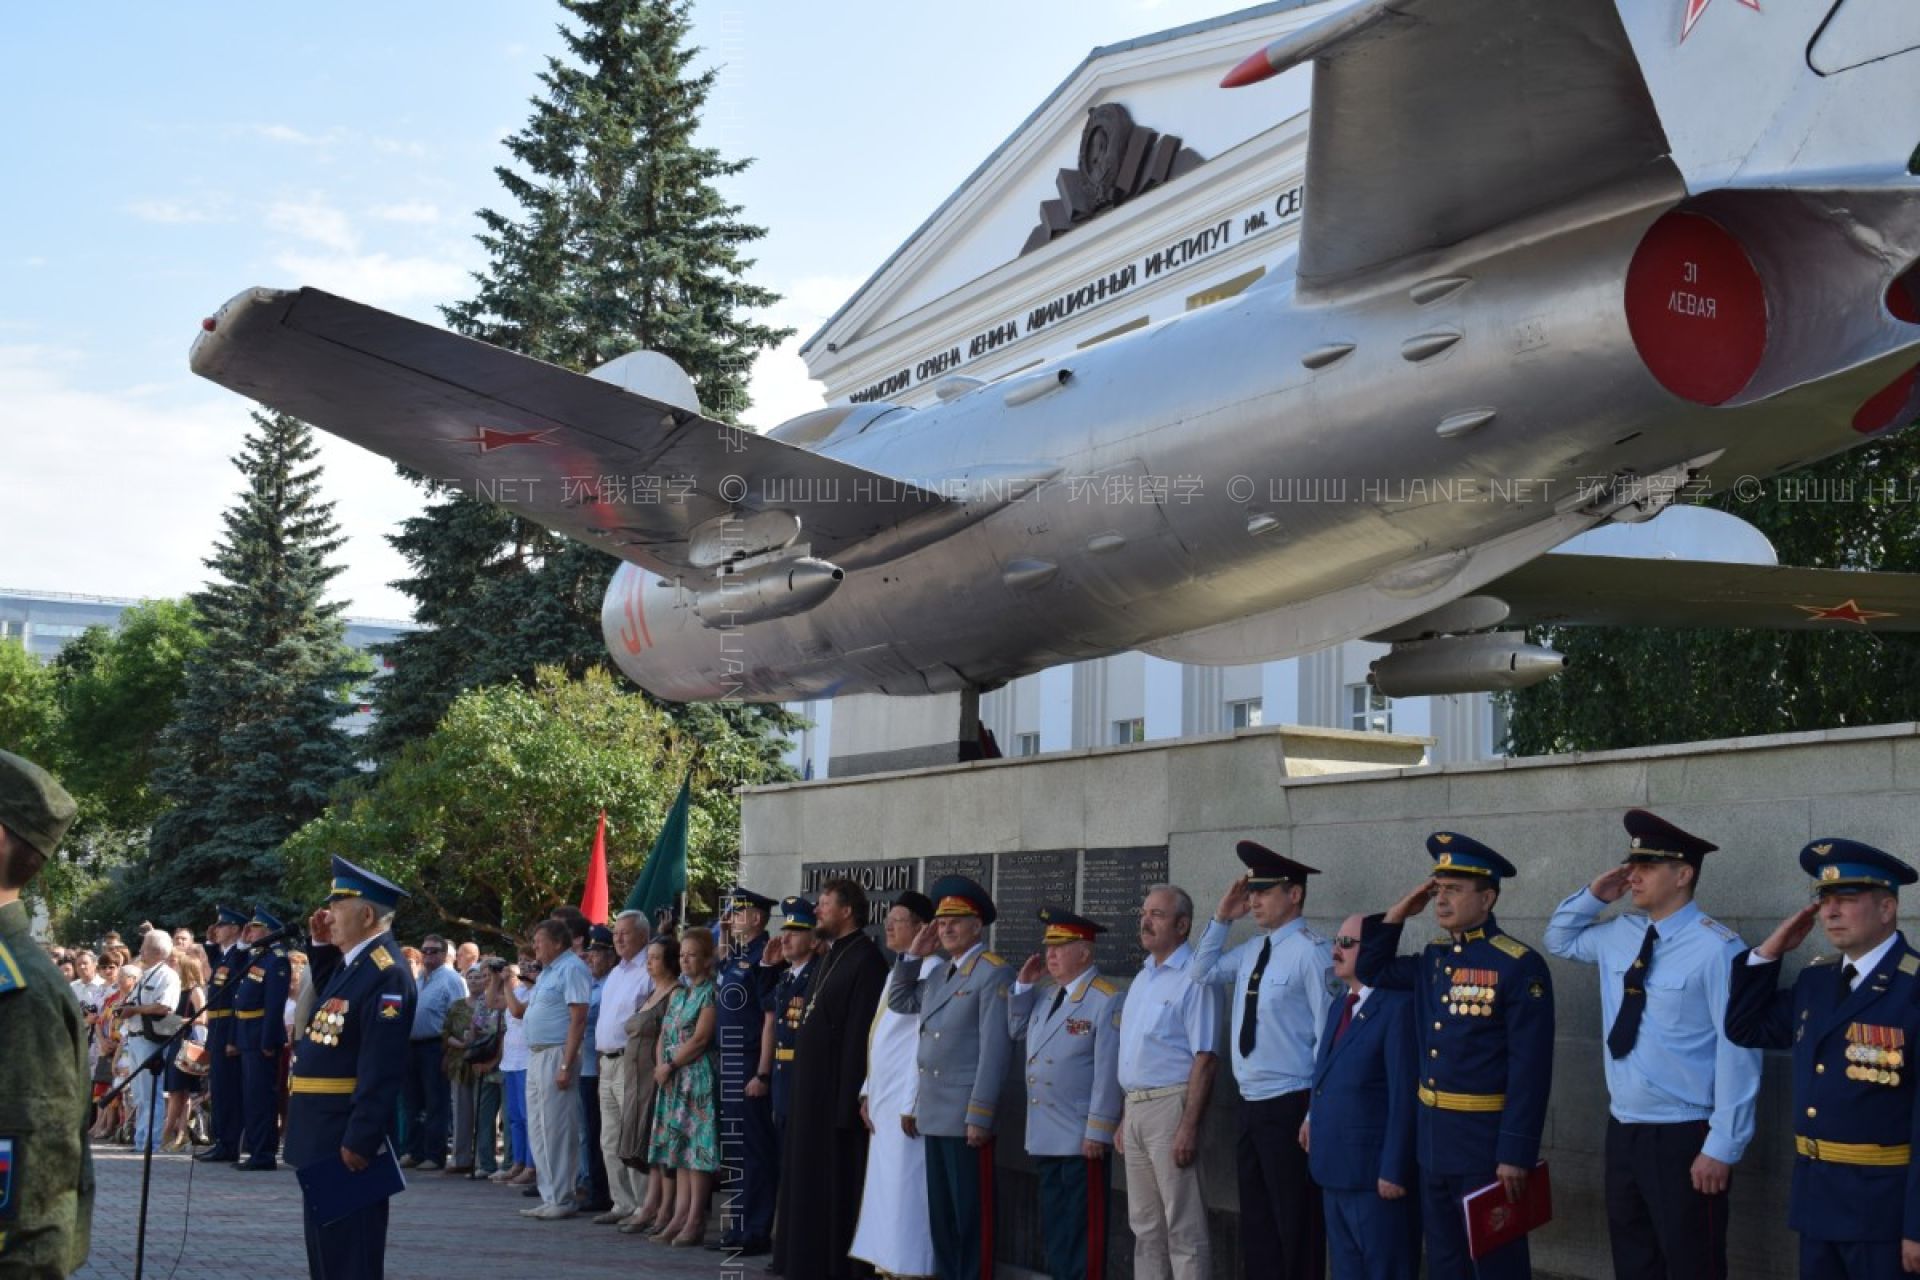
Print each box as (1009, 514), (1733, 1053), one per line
(763, 895), (818, 1130)
(1725, 839), (1920, 1279)
(716, 884), (781, 1256)
(197, 903), (251, 1164)
(1190, 841), (1334, 1280)
(1009, 907), (1124, 1280)
(1544, 810), (1760, 1280)
(231, 905), (293, 1170)
(1358, 832), (1554, 1280)
(288, 855), (418, 1280)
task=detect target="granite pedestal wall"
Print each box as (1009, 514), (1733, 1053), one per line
(740, 720), (1920, 1279)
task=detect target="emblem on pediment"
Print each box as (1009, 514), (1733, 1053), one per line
(1021, 103), (1205, 255)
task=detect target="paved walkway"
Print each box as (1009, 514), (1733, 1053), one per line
(76, 1148), (757, 1280)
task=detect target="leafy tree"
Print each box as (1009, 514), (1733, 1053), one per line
(0, 637), (61, 764)
(284, 667), (774, 943)
(1506, 427), (1920, 753)
(370, 0), (793, 760)
(134, 411), (362, 923)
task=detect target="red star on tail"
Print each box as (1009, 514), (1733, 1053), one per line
(459, 427), (558, 453)
(1682, 0), (1761, 42)
(1793, 599), (1896, 625)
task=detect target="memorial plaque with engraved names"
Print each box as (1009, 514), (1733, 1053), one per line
(989, 849), (1078, 962)
(1081, 845), (1169, 978)
(800, 859), (917, 945)
(922, 854), (994, 898)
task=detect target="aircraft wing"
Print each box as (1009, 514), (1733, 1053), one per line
(1486, 553), (1920, 632)
(189, 287), (947, 577)
(1231, 0), (1675, 289)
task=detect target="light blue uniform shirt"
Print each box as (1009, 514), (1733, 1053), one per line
(581, 975), (605, 1079)
(1118, 942), (1222, 1092)
(1191, 916), (1334, 1102)
(523, 950), (593, 1048)
(410, 963), (467, 1040)
(1544, 889), (1761, 1163)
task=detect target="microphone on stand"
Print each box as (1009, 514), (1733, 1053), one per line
(246, 924), (302, 953)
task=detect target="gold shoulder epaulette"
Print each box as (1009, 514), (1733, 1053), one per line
(370, 947), (394, 971)
(1810, 955), (1834, 966)
(979, 951), (1007, 968)
(1490, 935), (1530, 959)
(1900, 953), (1920, 977)
(1090, 976), (1118, 996)
(1431, 932), (1453, 947)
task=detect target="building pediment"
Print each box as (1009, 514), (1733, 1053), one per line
(1020, 103), (1207, 255)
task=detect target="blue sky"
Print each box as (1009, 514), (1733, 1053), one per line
(0, 1), (1250, 618)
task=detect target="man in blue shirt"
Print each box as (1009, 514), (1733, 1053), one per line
(577, 924), (614, 1215)
(1545, 809), (1759, 1280)
(1190, 841), (1334, 1280)
(506, 918), (592, 1219)
(401, 933), (466, 1170)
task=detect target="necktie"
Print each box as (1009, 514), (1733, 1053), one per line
(1606, 925), (1658, 1059)
(1239, 937), (1272, 1058)
(945, 961), (957, 983)
(1049, 986), (1066, 1018)
(1333, 991), (1359, 1044)
(1841, 963), (1859, 1002)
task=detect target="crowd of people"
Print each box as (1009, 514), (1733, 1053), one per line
(9, 732), (1920, 1280)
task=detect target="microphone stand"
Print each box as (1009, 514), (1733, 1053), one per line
(97, 1001), (212, 1280)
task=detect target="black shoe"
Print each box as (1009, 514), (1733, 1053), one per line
(762, 1265), (781, 1275)
(238, 1161), (277, 1172)
(522, 1185), (541, 1198)
(707, 1236), (744, 1253)
(738, 1238), (772, 1258)
(194, 1148), (235, 1163)
(580, 1201), (615, 1214)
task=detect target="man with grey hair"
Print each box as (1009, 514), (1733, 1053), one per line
(592, 909), (653, 1224)
(1116, 884), (1220, 1280)
(120, 928), (182, 1154)
(509, 917), (592, 1219)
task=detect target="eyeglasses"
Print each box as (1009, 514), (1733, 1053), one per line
(1333, 936), (1360, 949)
(421, 947), (444, 954)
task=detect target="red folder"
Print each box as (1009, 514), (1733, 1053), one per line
(1462, 1161), (1552, 1260)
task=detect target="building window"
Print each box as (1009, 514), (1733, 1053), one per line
(1228, 698), (1263, 729)
(1112, 718), (1145, 745)
(1186, 266), (1266, 310)
(1348, 683), (1393, 733)
(1076, 316), (1149, 349)
(1015, 732), (1041, 757)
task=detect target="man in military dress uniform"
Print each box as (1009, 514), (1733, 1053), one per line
(761, 895), (819, 1134)
(1726, 838), (1920, 1280)
(0, 749), (91, 1275)
(715, 885), (782, 1255)
(196, 903), (251, 1163)
(288, 855), (418, 1280)
(1009, 907), (1124, 1280)
(1358, 832), (1554, 1280)
(1545, 809), (1760, 1279)
(231, 905), (293, 1170)
(890, 874), (1016, 1280)
(1191, 841), (1335, 1280)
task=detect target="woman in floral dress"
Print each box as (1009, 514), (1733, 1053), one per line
(646, 927), (719, 1245)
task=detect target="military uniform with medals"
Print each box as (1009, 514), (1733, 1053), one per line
(197, 903), (251, 1162)
(766, 895), (816, 1128)
(232, 906), (293, 1170)
(716, 885), (782, 1253)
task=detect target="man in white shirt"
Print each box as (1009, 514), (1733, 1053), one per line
(1117, 885), (1220, 1280)
(590, 910), (652, 1224)
(70, 949), (111, 1073)
(118, 930), (182, 1153)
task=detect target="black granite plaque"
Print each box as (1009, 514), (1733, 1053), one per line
(989, 849), (1078, 962)
(922, 854), (994, 897)
(800, 859), (917, 943)
(1081, 845), (1169, 978)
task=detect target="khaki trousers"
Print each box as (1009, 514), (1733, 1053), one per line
(1121, 1089), (1211, 1280)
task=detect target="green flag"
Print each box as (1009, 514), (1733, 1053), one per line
(624, 775), (690, 917)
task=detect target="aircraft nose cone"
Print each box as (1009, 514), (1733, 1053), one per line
(1220, 45), (1279, 88)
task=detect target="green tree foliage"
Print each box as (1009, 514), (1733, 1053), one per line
(135, 411), (362, 923)
(0, 637), (61, 763)
(283, 667), (773, 944)
(1506, 429), (1920, 754)
(369, 0), (794, 760)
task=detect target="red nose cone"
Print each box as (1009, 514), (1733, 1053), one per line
(201, 317), (217, 332)
(1889, 263), (1920, 324)
(1221, 46), (1278, 88)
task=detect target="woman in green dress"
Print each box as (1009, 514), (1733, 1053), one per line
(646, 927), (719, 1245)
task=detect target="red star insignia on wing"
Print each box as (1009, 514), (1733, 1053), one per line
(460, 427), (558, 453)
(1793, 599), (1896, 625)
(1681, 0), (1761, 43)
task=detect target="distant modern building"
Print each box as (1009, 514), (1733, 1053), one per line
(0, 587), (420, 736)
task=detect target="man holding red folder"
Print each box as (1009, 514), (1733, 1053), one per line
(1358, 832), (1554, 1280)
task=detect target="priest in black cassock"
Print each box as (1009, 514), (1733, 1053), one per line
(771, 875), (889, 1279)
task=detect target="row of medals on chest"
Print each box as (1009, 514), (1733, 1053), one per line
(1845, 1023), (1905, 1085)
(1446, 967), (1497, 1017)
(309, 1000), (348, 1046)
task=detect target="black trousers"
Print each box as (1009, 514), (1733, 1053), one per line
(303, 1189), (389, 1279)
(1605, 1117), (1729, 1280)
(581, 1072), (610, 1207)
(1237, 1091), (1323, 1280)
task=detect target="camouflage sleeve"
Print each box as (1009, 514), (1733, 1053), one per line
(0, 986), (92, 1275)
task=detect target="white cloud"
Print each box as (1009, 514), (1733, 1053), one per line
(368, 200), (441, 225)
(272, 250), (472, 308)
(266, 198), (358, 252)
(127, 197), (229, 225)
(742, 334), (826, 432)
(372, 137), (430, 159)
(253, 123), (336, 147)
(0, 345), (420, 619)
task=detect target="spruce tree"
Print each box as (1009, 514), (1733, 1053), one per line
(371, 0), (794, 758)
(139, 411), (360, 920)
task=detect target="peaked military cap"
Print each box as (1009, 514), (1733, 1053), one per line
(1039, 906), (1105, 946)
(929, 874), (996, 926)
(894, 890), (936, 923)
(779, 895), (818, 931)
(1622, 809), (1718, 865)
(326, 854), (409, 914)
(1235, 840), (1320, 891)
(251, 905), (286, 933)
(1426, 831), (1518, 882)
(727, 886), (777, 915)
(0, 748), (77, 860)
(1801, 838), (1918, 895)
(216, 904), (250, 927)
(585, 924), (615, 952)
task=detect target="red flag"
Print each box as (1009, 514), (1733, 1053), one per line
(580, 810), (610, 924)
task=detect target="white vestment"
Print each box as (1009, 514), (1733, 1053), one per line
(849, 956), (941, 1278)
